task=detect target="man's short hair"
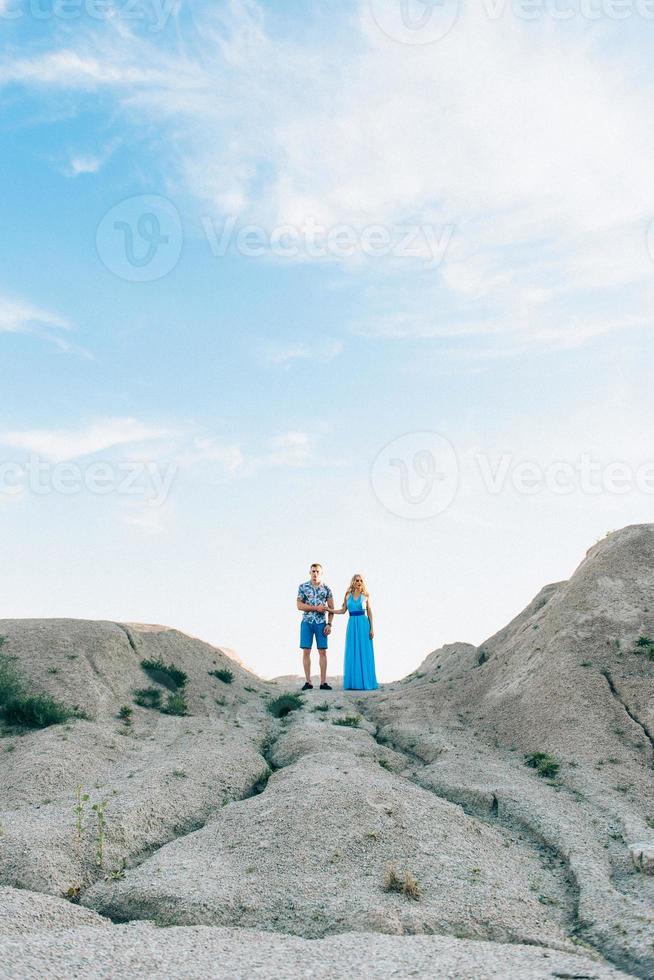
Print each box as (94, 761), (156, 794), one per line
(310, 563), (322, 570)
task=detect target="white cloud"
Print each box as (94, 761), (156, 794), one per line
(176, 436), (246, 475)
(265, 431), (313, 468)
(0, 294), (92, 356)
(3, 4), (654, 353)
(0, 418), (173, 462)
(67, 155), (102, 175)
(121, 502), (173, 535)
(261, 339), (343, 368)
(0, 296), (70, 335)
(0, 50), (170, 88)
(173, 427), (339, 480)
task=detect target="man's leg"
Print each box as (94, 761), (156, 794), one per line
(302, 648), (312, 683)
(318, 624), (329, 686)
(300, 620), (314, 687)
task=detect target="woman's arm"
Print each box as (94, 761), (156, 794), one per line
(366, 595), (374, 638)
(332, 591), (348, 615)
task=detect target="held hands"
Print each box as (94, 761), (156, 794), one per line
(323, 624), (332, 635)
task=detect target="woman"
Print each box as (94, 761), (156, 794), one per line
(334, 573), (378, 691)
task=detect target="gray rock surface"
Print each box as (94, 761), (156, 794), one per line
(1, 525), (653, 978)
(0, 920), (631, 980)
(0, 887), (109, 935)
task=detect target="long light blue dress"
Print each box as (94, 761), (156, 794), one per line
(343, 592), (378, 690)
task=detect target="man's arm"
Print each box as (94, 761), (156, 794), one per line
(297, 599), (326, 613)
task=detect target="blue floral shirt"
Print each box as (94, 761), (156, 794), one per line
(297, 581), (333, 623)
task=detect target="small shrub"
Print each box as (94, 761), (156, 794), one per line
(312, 703), (330, 713)
(267, 692), (303, 719)
(525, 751), (560, 779)
(162, 691), (188, 716)
(634, 636), (654, 660)
(47, 666), (59, 675)
(4, 694), (75, 728)
(118, 705), (133, 722)
(333, 715), (361, 728)
(209, 668), (234, 684)
(378, 758), (393, 771)
(0, 653), (23, 707)
(134, 687), (162, 710)
(140, 658), (187, 691)
(1, 653), (81, 729)
(477, 649), (489, 666)
(383, 864), (420, 900)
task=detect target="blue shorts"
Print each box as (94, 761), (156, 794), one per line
(300, 619), (328, 650)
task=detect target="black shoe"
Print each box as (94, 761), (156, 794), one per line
(319, 683), (332, 691)
(301, 682), (313, 691)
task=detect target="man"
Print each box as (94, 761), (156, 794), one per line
(297, 563), (334, 691)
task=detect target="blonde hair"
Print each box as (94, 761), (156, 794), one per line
(346, 573), (368, 597)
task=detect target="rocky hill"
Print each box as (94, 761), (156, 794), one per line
(1, 526), (653, 979)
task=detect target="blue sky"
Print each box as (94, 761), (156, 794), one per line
(0, 0), (652, 680)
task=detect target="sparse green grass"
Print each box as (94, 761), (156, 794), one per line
(634, 636), (654, 661)
(378, 758), (393, 771)
(104, 868), (125, 882)
(47, 666), (59, 675)
(383, 864), (421, 900)
(524, 751), (560, 779)
(267, 692), (304, 719)
(580, 661), (593, 668)
(312, 702), (330, 713)
(92, 800), (108, 867)
(140, 658), (187, 690)
(74, 786), (89, 839)
(209, 668), (234, 684)
(645, 817), (654, 829)
(134, 687), (162, 710)
(332, 715), (361, 728)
